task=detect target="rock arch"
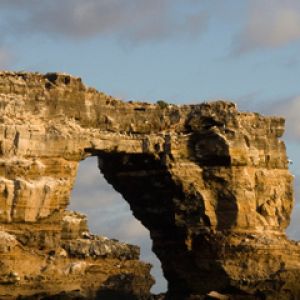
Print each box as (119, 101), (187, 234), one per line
(0, 71), (299, 299)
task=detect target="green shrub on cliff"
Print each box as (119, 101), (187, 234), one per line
(156, 100), (168, 109)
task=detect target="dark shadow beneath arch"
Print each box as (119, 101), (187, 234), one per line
(96, 290), (138, 300)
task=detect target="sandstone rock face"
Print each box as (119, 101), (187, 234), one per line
(0, 71), (299, 299)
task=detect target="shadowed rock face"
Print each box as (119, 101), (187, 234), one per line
(0, 71), (299, 299)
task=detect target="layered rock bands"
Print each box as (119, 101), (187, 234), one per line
(0, 71), (299, 299)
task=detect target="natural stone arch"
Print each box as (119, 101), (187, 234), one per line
(0, 71), (299, 299)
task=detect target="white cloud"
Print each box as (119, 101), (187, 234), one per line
(265, 96), (300, 141)
(115, 217), (149, 240)
(0, 0), (208, 43)
(233, 0), (300, 53)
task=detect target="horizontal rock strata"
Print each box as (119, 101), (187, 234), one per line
(0, 210), (154, 299)
(0, 71), (299, 299)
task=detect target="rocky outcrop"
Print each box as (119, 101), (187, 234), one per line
(0, 71), (299, 299)
(0, 209), (154, 299)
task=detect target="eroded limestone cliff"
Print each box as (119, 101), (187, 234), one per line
(0, 71), (299, 299)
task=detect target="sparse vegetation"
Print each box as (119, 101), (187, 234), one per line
(156, 100), (168, 109)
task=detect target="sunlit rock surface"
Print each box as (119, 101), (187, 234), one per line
(0, 71), (299, 299)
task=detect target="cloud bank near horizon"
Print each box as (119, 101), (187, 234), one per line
(233, 0), (300, 54)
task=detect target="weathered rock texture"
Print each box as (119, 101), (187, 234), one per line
(0, 71), (299, 299)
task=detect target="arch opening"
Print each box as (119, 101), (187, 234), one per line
(68, 156), (168, 294)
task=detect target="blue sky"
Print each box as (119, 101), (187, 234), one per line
(1, 0), (300, 293)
